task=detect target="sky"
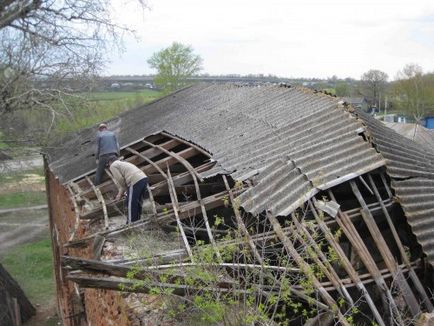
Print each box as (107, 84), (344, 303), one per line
(106, 0), (434, 80)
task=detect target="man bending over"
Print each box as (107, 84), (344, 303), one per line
(108, 157), (148, 224)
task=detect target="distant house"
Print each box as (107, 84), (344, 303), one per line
(342, 97), (368, 111)
(422, 116), (434, 129)
(383, 114), (407, 124)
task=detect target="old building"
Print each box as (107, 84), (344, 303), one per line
(44, 83), (434, 325)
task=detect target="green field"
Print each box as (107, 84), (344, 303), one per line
(0, 166), (44, 183)
(0, 88), (163, 147)
(86, 89), (161, 102)
(0, 191), (47, 209)
(54, 89), (163, 135)
(0, 167), (46, 209)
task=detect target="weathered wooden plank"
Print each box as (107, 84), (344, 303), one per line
(85, 176), (109, 229)
(368, 174), (433, 311)
(290, 213), (354, 305)
(166, 167), (193, 260)
(350, 180), (421, 316)
(266, 214), (350, 325)
(327, 190), (402, 325)
(80, 145), (198, 200)
(92, 235), (106, 260)
(308, 200), (386, 326)
(67, 273), (330, 311)
(67, 189), (232, 248)
(75, 137), (178, 187)
(160, 131), (212, 158)
(222, 175), (263, 263)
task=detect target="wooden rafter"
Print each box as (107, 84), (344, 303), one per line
(367, 174), (433, 311)
(349, 180), (420, 316)
(308, 200), (386, 326)
(267, 213), (350, 325)
(327, 190), (403, 325)
(144, 140), (222, 259)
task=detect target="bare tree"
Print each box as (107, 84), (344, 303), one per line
(359, 69), (388, 109)
(0, 0), (146, 139)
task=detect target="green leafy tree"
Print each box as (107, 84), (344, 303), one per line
(147, 42), (203, 93)
(392, 64), (434, 122)
(359, 69), (388, 109)
(335, 81), (356, 97)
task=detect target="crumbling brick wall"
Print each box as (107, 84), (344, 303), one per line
(45, 158), (133, 326)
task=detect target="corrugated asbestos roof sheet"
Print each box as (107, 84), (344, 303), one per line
(384, 122), (434, 153)
(46, 84), (384, 214)
(357, 111), (434, 263)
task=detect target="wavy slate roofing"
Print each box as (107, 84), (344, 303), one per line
(45, 83), (434, 263)
(46, 83), (383, 183)
(384, 122), (434, 153)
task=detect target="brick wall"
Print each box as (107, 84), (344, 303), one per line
(45, 158), (133, 326)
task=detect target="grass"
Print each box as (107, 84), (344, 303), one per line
(0, 167), (44, 183)
(0, 191), (47, 209)
(86, 89), (161, 101)
(0, 167), (46, 208)
(1, 238), (54, 304)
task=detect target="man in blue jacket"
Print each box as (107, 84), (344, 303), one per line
(95, 123), (119, 185)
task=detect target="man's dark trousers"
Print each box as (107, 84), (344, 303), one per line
(95, 153), (117, 185)
(126, 178), (148, 223)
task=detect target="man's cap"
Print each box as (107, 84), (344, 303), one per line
(98, 123), (108, 130)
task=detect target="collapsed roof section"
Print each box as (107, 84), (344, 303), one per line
(45, 83), (434, 325)
(46, 83), (434, 262)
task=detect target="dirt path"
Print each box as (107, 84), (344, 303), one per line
(0, 204), (47, 214)
(0, 157), (43, 174)
(0, 207), (49, 255)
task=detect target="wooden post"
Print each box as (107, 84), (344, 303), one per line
(13, 297), (21, 326)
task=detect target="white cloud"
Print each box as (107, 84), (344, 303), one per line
(106, 0), (434, 79)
